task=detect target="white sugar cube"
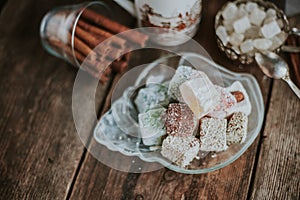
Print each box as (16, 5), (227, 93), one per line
(237, 6), (248, 18)
(223, 19), (234, 32)
(245, 2), (258, 13)
(240, 39), (254, 53)
(261, 21), (281, 38)
(266, 8), (276, 18)
(233, 16), (251, 33)
(229, 32), (244, 46)
(250, 8), (266, 26)
(222, 3), (238, 20)
(216, 26), (229, 45)
(269, 32), (287, 50)
(253, 38), (272, 50)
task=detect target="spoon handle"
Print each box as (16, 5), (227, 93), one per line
(291, 27), (300, 37)
(282, 74), (300, 99)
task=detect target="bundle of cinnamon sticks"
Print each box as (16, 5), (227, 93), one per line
(45, 8), (149, 83)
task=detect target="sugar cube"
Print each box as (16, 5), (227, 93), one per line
(225, 81), (252, 116)
(250, 8), (266, 26)
(261, 20), (281, 39)
(216, 26), (229, 46)
(245, 2), (258, 13)
(168, 65), (202, 101)
(229, 32), (244, 46)
(266, 8), (276, 18)
(240, 39), (254, 53)
(233, 16), (251, 33)
(180, 75), (220, 119)
(222, 3), (238, 20)
(226, 112), (248, 145)
(134, 83), (169, 113)
(253, 38), (272, 50)
(165, 103), (198, 137)
(199, 117), (228, 152)
(161, 135), (200, 168)
(138, 107), (166, 146)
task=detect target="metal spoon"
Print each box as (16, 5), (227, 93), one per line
(255, 51), (300, 99)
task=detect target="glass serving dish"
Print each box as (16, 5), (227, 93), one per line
(94, 52), (264, 174)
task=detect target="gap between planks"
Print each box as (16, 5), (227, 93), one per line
(64, 74), (120, 200)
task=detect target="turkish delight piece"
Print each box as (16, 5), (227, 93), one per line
(226, 112), (248, 145)
(138, 107), (166, 146)
(207, 86), (237, 118)
(199, 117), (227, 152)
(134, 83), (169, 113)
(168, 65), (202, 101)
(226, 81), (252, 116)
(161, 136), (200, 168)
(180, 75), (220, 119)
(261, 20), (281, 39)
(233, 16), (251, 34)
(165, 103), (198, 137)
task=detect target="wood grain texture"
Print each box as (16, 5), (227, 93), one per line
(0, 0), (110, 199)
(249, 80), (300, 200)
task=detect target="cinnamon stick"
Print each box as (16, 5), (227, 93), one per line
(48, 38), (109, 82)
(81, 9), (149, 47)
(111, 60), (128, 73)
(72, 34), (97, 62)
(77, 19), (126, 47)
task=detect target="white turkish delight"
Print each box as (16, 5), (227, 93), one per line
(226, 112), (248, 145)
(161, 135), (200, 168)
(253, 38), (272, 50)
(165, 103), (198, 137)
(199, 117), (227, 152)
(225, 81), (252, 116)
(240, 39), (254, 53)
(180, 74), (220, 119)
(207, 86), (237, 119)
(249, 8), (266, 26)
(261, 20), (281, 39)
(222, 2), (238, 20)
(233, 16), (251, 34)
(134, 83), (169, 113)
(216, 25), (229, 46)
(138, 107), (166, 146)
(229, 32), (244, 46)
(168, 65), (202, 101)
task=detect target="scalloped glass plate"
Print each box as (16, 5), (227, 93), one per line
(94, 52), (264, 174)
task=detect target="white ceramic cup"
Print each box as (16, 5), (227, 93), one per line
(114, 0), (202, 46)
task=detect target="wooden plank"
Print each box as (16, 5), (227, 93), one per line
(0, 0), (112, 199)
(249, 80), (300, 200)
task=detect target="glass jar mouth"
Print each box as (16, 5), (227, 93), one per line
(40, 1), (112, 68)
(71, 1), (112, 67)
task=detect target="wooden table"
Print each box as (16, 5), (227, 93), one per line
(0, 0), (299, 199)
